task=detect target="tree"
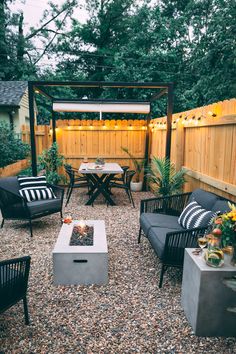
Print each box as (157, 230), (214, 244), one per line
(0, 0), (78, 80)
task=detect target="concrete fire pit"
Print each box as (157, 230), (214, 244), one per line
(52, 220), (108, 285)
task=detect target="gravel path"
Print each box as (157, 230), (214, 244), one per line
(0, 189), (235, 353)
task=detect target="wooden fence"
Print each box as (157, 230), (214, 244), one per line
(21, 119), (147, 174)
(0, 159), (28, 177)
(20, 98), (236, 201)
(150, 98), (236, 201)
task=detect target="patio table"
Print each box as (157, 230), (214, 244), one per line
(79, 162), (123, 206)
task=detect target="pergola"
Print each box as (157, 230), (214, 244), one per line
(28, 81), (174, 177)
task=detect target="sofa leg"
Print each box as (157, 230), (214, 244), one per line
(29, 220), (33, 237)
(23, 296), (30, 325)
(159, 264), (167, 288)
(138, 227), (142, 243)
(1, 218), (4, 228)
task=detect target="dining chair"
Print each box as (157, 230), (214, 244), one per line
(109, 170), (136, 207)
(110, 165), (129, 184)
(64, 165), (90, 206)
(0, 256), (31, 324)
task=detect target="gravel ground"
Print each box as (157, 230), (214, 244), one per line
(0, 189), (235, 353)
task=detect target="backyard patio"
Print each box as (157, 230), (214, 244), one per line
(0, 188), (236, 353)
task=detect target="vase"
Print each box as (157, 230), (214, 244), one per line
(205, 247), (224, 268)
(222, 246), (234, 266)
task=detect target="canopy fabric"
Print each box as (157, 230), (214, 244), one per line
(53, 101), (150, 114)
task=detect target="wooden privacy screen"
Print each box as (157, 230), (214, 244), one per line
(150, 99), (236, 201)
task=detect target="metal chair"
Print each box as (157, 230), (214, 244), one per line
(64, 165), (90, 206)
(109, 170), (135, 207)
(110, 165), (129, 183)
(0, 256), (31, 324)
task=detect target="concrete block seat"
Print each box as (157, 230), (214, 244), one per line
(138, 189), (233, 288)
(0, 177), (64, 237)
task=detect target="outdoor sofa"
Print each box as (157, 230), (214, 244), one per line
(139, 188), (232, 288)
(0, 176), (64, 237)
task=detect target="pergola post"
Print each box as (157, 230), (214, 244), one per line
(166, 84), (174, 159)
(51, 105), (56, 143)
(28, 82), (37, 176)
(143, 112), (151, 191)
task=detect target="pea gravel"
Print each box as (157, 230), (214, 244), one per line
(0, 189), (235, 353)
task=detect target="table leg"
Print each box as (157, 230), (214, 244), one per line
(85, 174), (116, 206)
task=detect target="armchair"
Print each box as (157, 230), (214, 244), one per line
(0, 256), (31, 324)
(0, 177), (64, 237)
(139, 189), (232, 288)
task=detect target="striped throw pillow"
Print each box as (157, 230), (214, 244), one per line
(18, 176), (47, 190)
(178, 200), (216, 229)
(18, 176), (56, 203)
(19, 187), (56, 203)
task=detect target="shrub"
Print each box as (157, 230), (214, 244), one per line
(21, 143), (65, 185)
(0, 122), (30, 168)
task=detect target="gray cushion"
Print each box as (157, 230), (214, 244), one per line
(27, 198), (61, 216)
(189, 189), (218, 210)
(212, 200), (231, 213)
(140, 213), (184, 236)
(147, 227), (181, 259)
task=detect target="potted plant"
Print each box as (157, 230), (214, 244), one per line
(121, 147), (145, 191)
(147, 156), (185, 197)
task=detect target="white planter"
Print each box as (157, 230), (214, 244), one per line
(130, 181), (143, 192)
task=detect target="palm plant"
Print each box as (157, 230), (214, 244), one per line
(147, 157), (185, 196)
(121, 147), (145, 182)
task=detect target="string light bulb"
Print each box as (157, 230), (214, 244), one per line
(208, 111), (217, 117)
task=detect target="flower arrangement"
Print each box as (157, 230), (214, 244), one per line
(211, 202), (236, 248)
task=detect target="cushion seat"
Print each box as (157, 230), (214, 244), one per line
(140, 213), (184, 236)
(27, 198), (62, 216)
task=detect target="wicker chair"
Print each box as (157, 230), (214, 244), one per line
(109, 170), (136, 207)
(0, 177), (64, 237)
(64, 165), (90, 206)
(0, 256), (31, 324)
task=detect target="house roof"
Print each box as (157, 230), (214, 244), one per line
(0, 81), (28, 107)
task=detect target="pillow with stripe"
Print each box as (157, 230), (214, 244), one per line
(18, 176), (47, 190)
(19, 187), (56, 203)
(178, 200), (217, 229)
(18, 175), (56, 202)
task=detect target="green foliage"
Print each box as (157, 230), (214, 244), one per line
(121, 146), (145, 182)
(147, 157), (185, 197)
(0, 122), (30, 168)
(38, 143), (65, 185)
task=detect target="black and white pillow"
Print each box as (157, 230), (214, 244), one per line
(178, 200), (216, 229)
(18, 176), (47, 190)
(18, 176), (56, 203)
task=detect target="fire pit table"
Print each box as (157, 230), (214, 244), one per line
(52, 220), (108, 285)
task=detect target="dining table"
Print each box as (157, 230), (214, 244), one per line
(79, 162), (123, 206)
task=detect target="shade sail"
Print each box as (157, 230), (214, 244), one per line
(53, 101), (150, 114)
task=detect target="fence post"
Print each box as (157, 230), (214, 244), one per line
(175, 120), (185, 171)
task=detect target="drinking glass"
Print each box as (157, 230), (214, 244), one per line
(198, 236), (208, 252)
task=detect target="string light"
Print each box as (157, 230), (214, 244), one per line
(208, 111), (217, 117)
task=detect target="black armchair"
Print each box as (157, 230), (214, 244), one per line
(0, 177), (64, 237)
(139, 189), (232, 288)
(0, 256), (31, 324)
